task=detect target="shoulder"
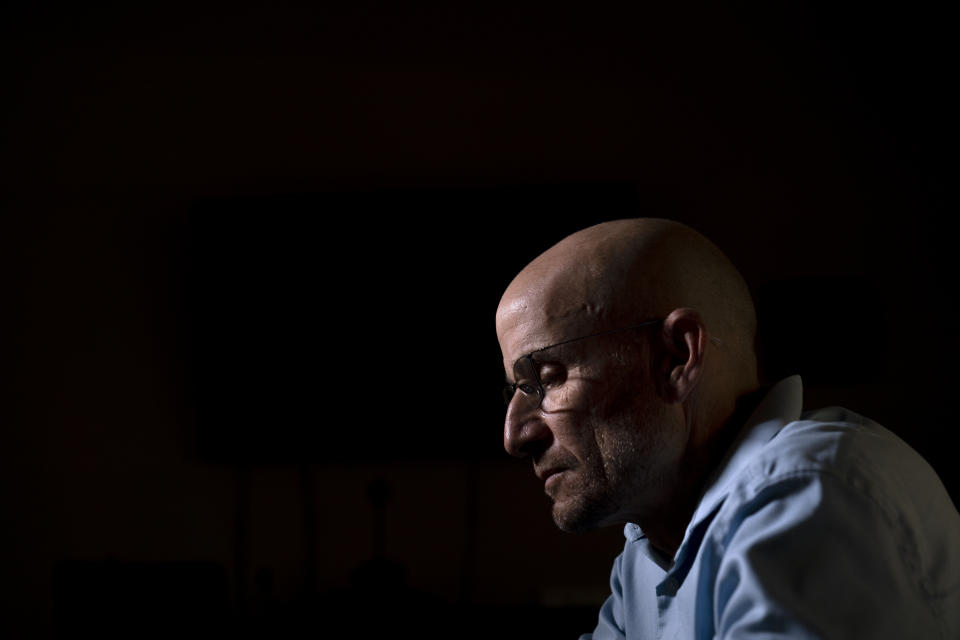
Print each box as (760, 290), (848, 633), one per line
(728, 406), (943, 508)
(708, 407), (960, 630)
(715, 405), (959, 544)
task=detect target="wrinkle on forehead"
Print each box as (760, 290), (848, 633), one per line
(497, 266), (614, 356)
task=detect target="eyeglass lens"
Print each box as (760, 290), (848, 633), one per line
(503, 355), (544, 409)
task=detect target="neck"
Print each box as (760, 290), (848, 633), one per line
(642, 383), (769, 558)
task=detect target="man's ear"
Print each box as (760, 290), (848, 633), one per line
(658, 308), (708, 403)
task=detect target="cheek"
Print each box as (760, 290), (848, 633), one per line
(547, 412), (600, 463)
(594, 392), (674, 469)
(585, 362), (648, 418)
(549, 369), (651, 464)
(541, 376), (586, 413)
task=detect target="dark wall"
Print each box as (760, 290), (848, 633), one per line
(3, 2), (954, 638)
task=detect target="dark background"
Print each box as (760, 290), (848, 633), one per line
(3, 1), (955, 638)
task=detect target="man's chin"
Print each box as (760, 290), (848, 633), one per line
(550, 496), (606, 534)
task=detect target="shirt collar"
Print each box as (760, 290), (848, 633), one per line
(689, 374), (804, 528)
(623, 375), (804, 554)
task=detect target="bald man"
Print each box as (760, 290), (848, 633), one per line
(496, 219), (960, 639)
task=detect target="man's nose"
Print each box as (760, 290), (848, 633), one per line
(503, 398), (552, 458)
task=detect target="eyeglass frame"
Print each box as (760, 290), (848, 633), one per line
(501, 319), (723, 409)
(502, 319), (661, 408)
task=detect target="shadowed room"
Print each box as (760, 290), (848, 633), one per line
(2, 1), (954, 638)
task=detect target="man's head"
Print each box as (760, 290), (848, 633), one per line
(496, 218), (759, 541)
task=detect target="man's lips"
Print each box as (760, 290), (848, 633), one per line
(536, 466), (567, 483)
(535, 460), (575, 491)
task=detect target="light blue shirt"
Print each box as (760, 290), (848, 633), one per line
(581, 375), (960, 639)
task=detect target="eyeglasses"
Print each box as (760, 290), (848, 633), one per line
(502, 319), (663, 412)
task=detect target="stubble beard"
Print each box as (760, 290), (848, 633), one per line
(549, 399), (677, 534)
(550, 471), (617, 533)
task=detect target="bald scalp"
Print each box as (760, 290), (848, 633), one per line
(497, 218), (758, 384)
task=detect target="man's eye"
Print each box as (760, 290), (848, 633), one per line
(538, 364), (567, 387)
(517, 382), (539, 395)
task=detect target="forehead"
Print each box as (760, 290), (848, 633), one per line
(496, 284), (600, 366)
(495, 238), (644, 366)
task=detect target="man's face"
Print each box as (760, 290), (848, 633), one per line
(497, 305), (687, 533)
